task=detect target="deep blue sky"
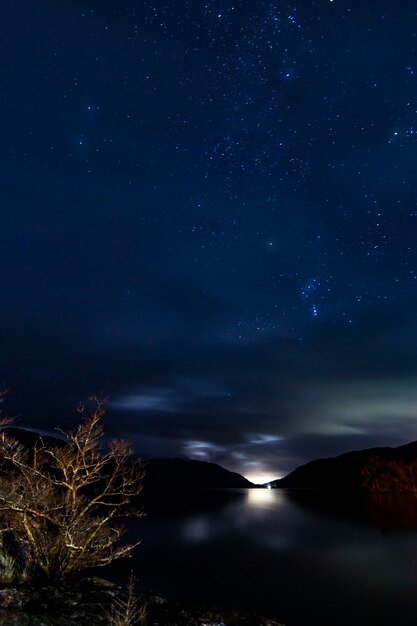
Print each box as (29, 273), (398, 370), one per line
(2, 0), (417, 481)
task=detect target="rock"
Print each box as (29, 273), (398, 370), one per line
(139, 594), (285, 626)
(147, 593), (167, 605)
(0, 580), (285, 626)
(0, 582), (113, 625)
(0, 588), (23, 609)
(0, 610), (32, 626)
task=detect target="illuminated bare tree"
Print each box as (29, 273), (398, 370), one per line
(0, 396), (143, 582)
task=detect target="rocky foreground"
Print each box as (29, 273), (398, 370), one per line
(0, 578), (285, 626)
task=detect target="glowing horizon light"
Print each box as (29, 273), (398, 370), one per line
(245, 473), (282, 485)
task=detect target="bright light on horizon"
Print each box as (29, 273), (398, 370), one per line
(245, 472), (282, 485)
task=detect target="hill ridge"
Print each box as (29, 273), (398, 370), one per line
(269, 439), (417, 491)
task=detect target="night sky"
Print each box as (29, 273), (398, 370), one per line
(2, 1), (417, 482)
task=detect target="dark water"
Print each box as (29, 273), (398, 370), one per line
(108, 489), (417, 626)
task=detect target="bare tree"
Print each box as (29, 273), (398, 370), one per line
(0, 395), (144, 582)
(108, 572), (147, 626)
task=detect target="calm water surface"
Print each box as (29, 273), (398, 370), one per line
(109, 489), (417, 626)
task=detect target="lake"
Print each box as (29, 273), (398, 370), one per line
(109, 489), (417, 626)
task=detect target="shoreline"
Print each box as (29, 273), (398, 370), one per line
(0, 578), (286, 626)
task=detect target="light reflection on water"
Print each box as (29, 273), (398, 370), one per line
(182, 515), (212, 543)
(113, 490), (417, 626)
(181, 489), (287, 543)
(245, 486), (286, 509)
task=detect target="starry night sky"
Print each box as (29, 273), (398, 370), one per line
(2, 0), (417, 482)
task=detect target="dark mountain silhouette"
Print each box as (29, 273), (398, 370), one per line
(3, 427), (66, 450)
(269, 440), (417, 491)
(142, 457), (253, 490)
(2, 428), (254, 490)
(140, 457), (254, 515)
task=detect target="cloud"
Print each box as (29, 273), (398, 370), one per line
(112, 389), (182, 413)
(5, 295), (417, 479)
(183, 440), (225, 459)
(245, 434), (283, 445)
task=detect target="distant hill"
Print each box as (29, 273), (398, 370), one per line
(269, 440), (417, 491)
(2, 428), (254, 490)
(142, 457), (254, 491)
(3, 427), (65, 450)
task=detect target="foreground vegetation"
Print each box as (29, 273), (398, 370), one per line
(0, 390), (143, 584)
(0, 391), (285, 625)
(360, 454), (417, 492)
